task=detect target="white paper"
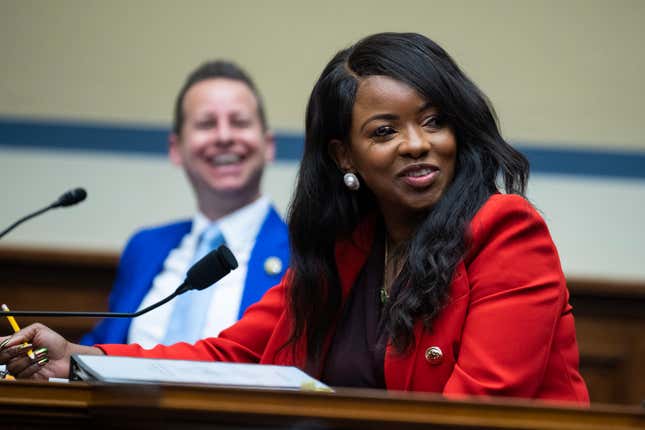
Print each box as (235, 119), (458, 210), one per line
(72, 355), (330, 391)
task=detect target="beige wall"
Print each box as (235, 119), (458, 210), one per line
(2, 0), (644, 148)
(2, 1), (645, 280)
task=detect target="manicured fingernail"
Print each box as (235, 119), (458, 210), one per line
(0, 338), (10, 350)
(34, 347), (48, 355)
(18, 343), (33, 350)
(37, 357), (49, 366)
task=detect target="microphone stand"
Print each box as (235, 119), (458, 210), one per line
(1, 246), (238, 319)
(0, 188), (87, 240)
(0, 288), (183, 318)
(0, 204), (56, 240)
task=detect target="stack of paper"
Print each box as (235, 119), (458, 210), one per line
(70, 355), (331, 391)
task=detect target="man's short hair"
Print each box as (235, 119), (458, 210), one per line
(172, 60), (268, 134)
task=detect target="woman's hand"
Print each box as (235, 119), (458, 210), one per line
(0, 323), (103, 380)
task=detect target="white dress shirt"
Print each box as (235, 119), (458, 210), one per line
(128, 196), (271, 348)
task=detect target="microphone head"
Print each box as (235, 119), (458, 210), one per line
(54, 188), (87, 208)
(185, 245), (239, 291)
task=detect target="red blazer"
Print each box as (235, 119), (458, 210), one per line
(100, 194), (589, 404)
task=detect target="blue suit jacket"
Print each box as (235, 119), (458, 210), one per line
(80, 206), (290, 345)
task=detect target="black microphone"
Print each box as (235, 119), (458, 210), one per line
(1, 245), (238, 318)
(53, 187), (87, 208)
(0, 187), (88, 240)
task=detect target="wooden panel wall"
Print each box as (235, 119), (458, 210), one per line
(568, 280), (645, 405)
(0, 247), (117, 343)
(0, 246), (643, 405)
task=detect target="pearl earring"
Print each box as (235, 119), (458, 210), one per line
(343, 172), (360, 191)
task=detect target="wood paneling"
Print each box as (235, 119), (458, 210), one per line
(1, 246), (644, 405)
(568, 279), (645, 405)
(0, 247), (117, 343)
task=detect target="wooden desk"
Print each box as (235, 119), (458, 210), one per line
(1, 246), (644, 405)
(0, 380), (643, 429)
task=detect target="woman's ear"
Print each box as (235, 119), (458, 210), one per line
(329, 139), (354, 172)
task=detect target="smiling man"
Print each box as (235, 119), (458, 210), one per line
(81, 61), (290, 347)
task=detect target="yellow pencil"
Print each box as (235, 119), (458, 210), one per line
(1, 304), (35, 360)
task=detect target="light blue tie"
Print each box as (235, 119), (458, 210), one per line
(163, 224), (226, 345)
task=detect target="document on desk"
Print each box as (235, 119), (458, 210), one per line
(70, 354), (331, 391)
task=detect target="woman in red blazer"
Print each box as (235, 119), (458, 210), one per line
(1, 32), (589, 404)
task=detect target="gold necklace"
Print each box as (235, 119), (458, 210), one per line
(381, 237), (391, 305)
(381, 236), (407, 305)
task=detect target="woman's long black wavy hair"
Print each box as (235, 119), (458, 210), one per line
(286, 32), (529, 367)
